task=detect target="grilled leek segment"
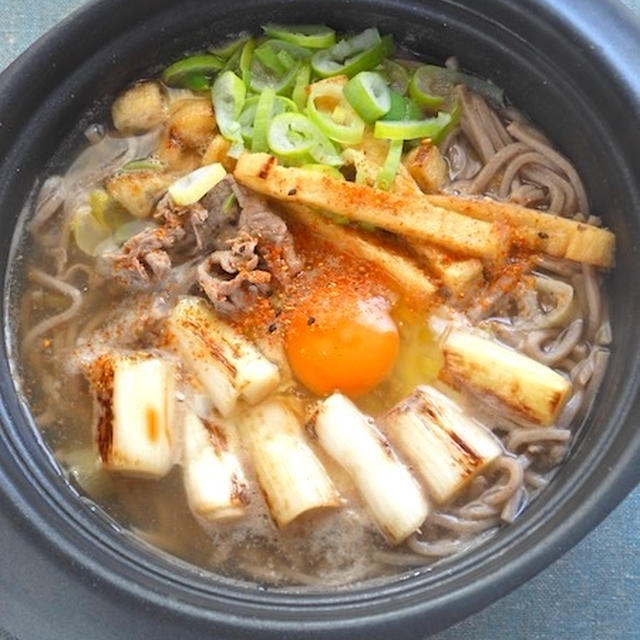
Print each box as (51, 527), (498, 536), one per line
(311, 393), (429, 544)
(382, 385), (502, 504)
(442, 329), (572, 426)
(168, 297), (280, 416)
(87, 352), (175, 478)
(242, 398), (340, 527)
(182, 407), (250, 521)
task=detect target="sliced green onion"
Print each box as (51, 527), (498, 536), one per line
(343, 71), (391, 123)
(266, 112), (342, 167)
(88, 189), (111, 226)
(263, 24), (336, 49)
(409, 65), (460, 114)
(72, 205), (112, 255)
(239, 97), (259, 143)
(162, 54), (225, 88)
(250, 40), (311, 95)
(292, 63), (311, 111)
(209, 35), (251, 60)
(277, 96), (300, 112)
(183, 73), (210, 91)
(221, 192), (237, 213)
(249, 58), (298, 95)
(373, 111), (452, 140)
(239, 95), (297, 144)
(121, 159), (162, 172)
(382, 59), (410, 95)
(277, 49), (297, 71)
(301, 164), (345, 180)
(227, 141), (246, 159)
(408, 65), (467, 142)
(222, 43), (243, 73)
(251, 88), (276, 152)
(89, 190), (131, 230)
(376, 139), (403, 189)
(168, 163), (227, 205)
(409, 63), (505, 107)
(268, 112), (318, 161)
(212, 71), (246, 144)
(309, 134), (344, 167)
(255, 44), (289, 75)
(311, 29), (393, 78)
(307, 81), (365, 144)
(239, 38), (256, 86)
(383, 90), (423, 121)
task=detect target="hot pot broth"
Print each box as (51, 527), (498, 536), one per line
(16, 25), (614, 586)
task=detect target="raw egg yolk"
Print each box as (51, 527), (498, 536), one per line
(284, 292), (399, 397)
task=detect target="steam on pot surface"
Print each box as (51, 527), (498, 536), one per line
(13, 24), (614, 587)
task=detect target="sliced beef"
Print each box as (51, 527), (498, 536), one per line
(96, 221), (186, 288)
(198, 261), (271, 316)
(231, 181), (303, 282)
(97, 174), (302, 316)
(209, 232), (260, 273)
(98, 177), (238, 288)
(197, 232), (271, 314)
(155, 175), (240, 257)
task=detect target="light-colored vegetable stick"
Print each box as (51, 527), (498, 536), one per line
(426, 194), (615, 268)
(343, 138), (484, 293)
(403, 142), (449, 194)
(87, 352), (175, 478)
(182, 407), (250, 521)
(168, 297), (280, 416)
(241, 399), (340, 527)
(442, 329), (572, 426)
(346, 131), (423, 196)
(281, 202), (437, 304)
(311, 393), (429, 544)
(381, 385), (502, 504)
(410, 243), (485, 296)
(234, 153), (503, 260)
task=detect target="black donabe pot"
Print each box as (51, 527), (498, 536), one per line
(0, 0), (639, 638)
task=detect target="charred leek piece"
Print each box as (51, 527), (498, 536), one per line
(312, 393), (429, 544)
(242, 398), (340, 527)
(88, 352), (175, 478)
(168, 297), (280, 416)
(182, 407), (250, 521)
(382, 385), (502, 504)
(442, 330), (572, 426)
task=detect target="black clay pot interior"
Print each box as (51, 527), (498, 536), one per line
(1, 1), (640, 638)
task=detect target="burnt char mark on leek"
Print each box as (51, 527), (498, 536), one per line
(93, 354), (115, 463)
(180, 316), (238, 379)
